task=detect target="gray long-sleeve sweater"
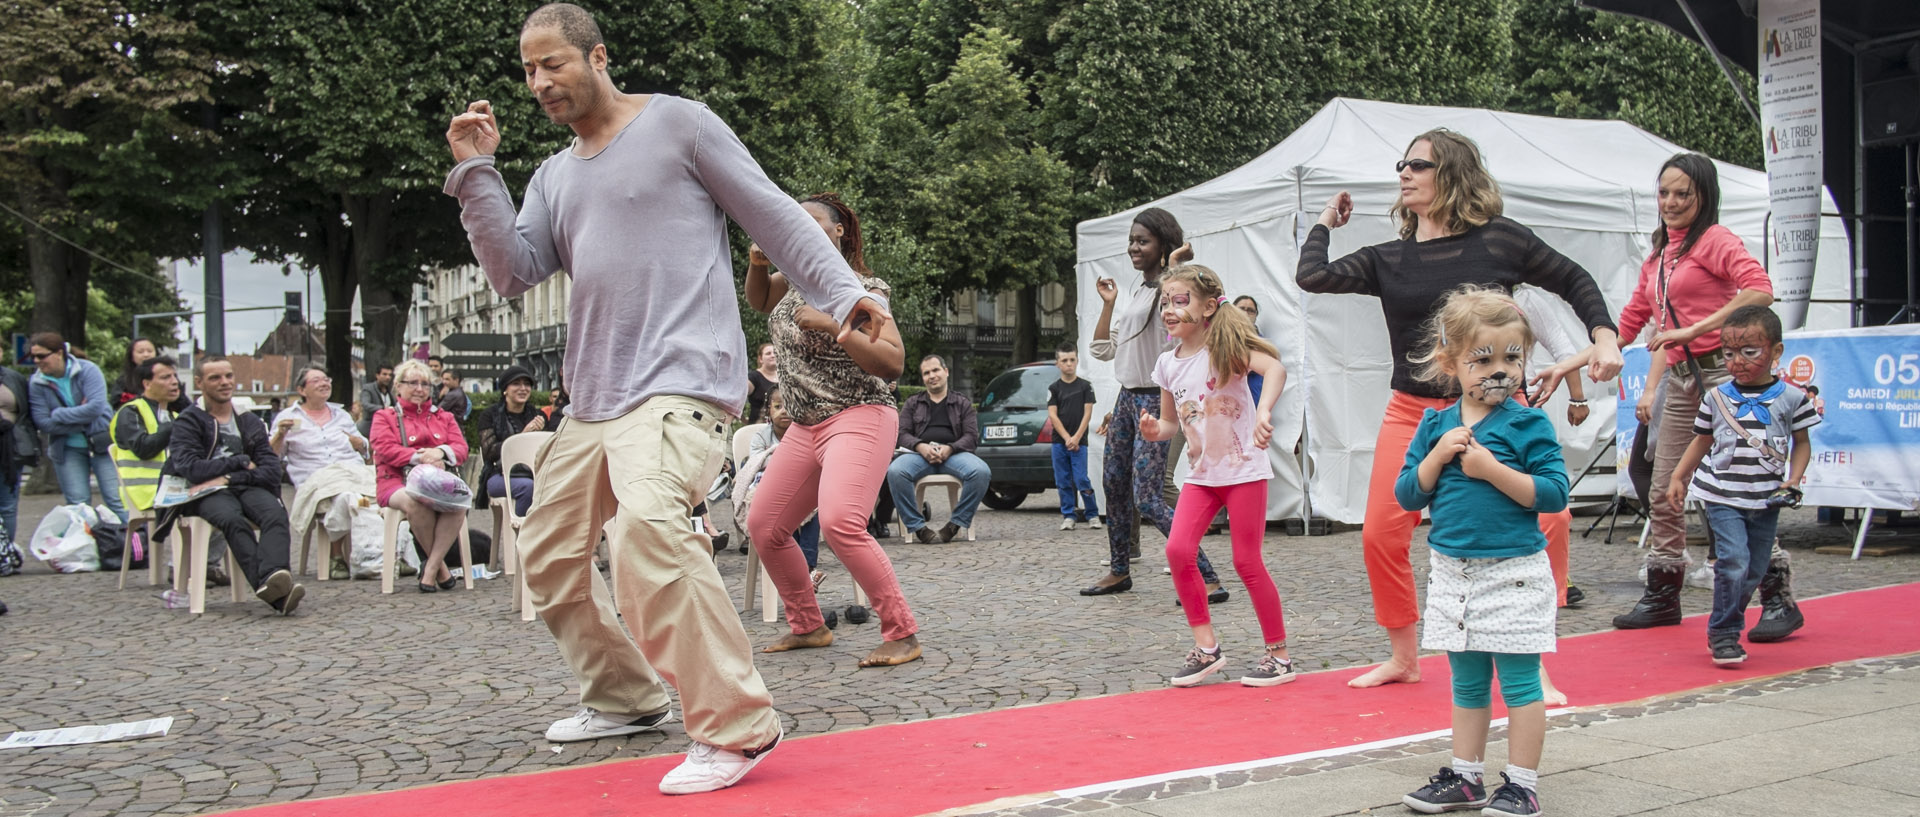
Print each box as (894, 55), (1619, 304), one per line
(444, 94), (872, 422)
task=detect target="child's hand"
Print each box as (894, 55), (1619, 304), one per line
(1459, 438), (1501, 480)
(1252, 410), (1273, 448)
(1666, 474), (1691, 513)
(1425, 427), (1471, 468)
(1139, 411), (1161, 439)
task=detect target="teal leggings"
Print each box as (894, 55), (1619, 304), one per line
(1449, 651), (1543, 709)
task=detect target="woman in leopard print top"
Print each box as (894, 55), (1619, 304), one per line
(742, 193), (924, 668)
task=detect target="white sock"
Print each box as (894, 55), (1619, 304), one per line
(1200, 645), (1220, 656)
(1506, 765), (1538, 791)
(1451, 757), (1485, 783)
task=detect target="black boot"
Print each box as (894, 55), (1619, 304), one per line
(1748, 553), (1804, 643)
(1613, 564), (1685, 629)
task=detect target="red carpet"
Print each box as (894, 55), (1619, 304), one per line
(218, 582), (1920, 817)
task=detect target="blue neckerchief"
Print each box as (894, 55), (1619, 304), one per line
(1717, 380), (1786, 426)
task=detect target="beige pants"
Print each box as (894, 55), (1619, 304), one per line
(519, 394), (779, 752)
(1646, 360), (1730, 568)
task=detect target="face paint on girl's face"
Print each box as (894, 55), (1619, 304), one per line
(1452, 325), (1528, 406)
(1719, 324), (1781, 385)
(1160, 281), (1210, 341)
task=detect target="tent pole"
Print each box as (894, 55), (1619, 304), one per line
(1677, 0), (1763, 127)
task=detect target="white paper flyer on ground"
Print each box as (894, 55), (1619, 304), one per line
(1, 717), (173, 749)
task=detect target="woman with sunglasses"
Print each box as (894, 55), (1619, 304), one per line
(1297, 129), (1622, 691)
(371, 358), (471, 592)
(1541, 153), (1778, 634)
(26, 332), (130, 524)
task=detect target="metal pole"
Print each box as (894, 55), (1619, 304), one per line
(1676, 0), (1763, 127)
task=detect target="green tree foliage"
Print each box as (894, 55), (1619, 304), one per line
(1509, 0), (1761, 167)
(905, 27), (1074, 361)
(0, 0), (206, 344)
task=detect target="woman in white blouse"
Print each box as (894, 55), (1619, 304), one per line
(271, 365), (370, 578)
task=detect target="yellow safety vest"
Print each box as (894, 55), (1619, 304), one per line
(110, 398), (167, 512)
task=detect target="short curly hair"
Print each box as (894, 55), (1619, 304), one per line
(523, 3), (604, 59)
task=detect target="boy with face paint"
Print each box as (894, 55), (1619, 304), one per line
(1665, 306), (1817, 664)
(1394, 286), (1568, 817)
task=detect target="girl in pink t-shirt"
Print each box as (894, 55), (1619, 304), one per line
(1141, 264), (1293, 688)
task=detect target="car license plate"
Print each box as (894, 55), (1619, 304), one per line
(985, 425), (1017, 441)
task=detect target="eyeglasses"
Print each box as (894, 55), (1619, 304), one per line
(398, 379), (433, 387)
(1395, 159), (1438, 173)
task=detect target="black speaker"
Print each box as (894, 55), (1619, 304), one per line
(1860, 43), (1920, 148)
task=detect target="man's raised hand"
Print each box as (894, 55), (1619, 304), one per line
(447, 100), (501, 163)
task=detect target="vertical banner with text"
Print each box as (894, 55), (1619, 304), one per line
(1758, 0), (1822, 329)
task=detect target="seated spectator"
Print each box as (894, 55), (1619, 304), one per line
(169, 356), (305, 615)
(28, 332), (129, 524)
(372, 359), (471, 592)
(271, 365), (373, 579)
(109, 355), (192, 549)
(354, 364), (394, 439)
(476, 365), (546, 517)
(736, 386), (820, 575)
(886, 355), (991, 543)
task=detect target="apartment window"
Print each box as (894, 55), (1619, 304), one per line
(251, 380), (263, 392)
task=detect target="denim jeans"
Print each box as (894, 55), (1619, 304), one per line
(0, 475), (18, 543)
(886, 451), (991, 530)
(1702, 502), (1781, 636)
(793, 516), (821, 569)
(52, 446), (129, 523)
(486, 474), (535, 517)
(1050, 441), (1098, 520)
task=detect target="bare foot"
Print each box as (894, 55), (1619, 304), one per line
(1347, 661), (1422, 688)
(1541, 668), (1568, 706)
(762, 626), (833, 653)
(858, 635), (923, 667)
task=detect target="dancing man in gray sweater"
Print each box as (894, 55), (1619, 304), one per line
(444, 2), (888, 795)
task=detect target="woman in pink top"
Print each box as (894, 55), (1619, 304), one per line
(1545, 152), (1775, 631)
(372, 359), (472, 593)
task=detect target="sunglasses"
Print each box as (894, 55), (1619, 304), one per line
(28, 352), (50, 362)
(1395, 159), (1438, 173)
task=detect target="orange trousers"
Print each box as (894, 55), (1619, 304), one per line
(1363, 391), (1571, 629)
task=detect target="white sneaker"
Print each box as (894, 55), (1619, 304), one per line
(1687, 563), (1716, 589)
(1088, 517), (1103, 530)
(545, 707), (673, 743)
(1060, 518), (1076, 531)
(658, 725), (782, 795)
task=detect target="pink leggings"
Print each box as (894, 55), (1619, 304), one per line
(1167, 481), (1286, 645)
(747, 404), (918, 641)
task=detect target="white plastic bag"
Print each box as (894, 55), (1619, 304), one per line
(29, 504), (101, 573)
(348, 505), (388, 579)
(405, 464), (473, 513)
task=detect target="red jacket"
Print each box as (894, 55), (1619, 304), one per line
(371, 399), (469, 506)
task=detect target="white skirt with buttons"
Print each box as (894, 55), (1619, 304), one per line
(1420, 549), (1557, 654)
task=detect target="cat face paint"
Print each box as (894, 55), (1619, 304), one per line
(1451, 324), (1529, 406)
(1160, 280), (1211, 341)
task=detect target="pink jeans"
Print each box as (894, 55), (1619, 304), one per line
(1167, 480), (1287, 645)
(747, 404), (918, 641)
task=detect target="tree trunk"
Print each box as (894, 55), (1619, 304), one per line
(1013, 284), (1039, 364)
(345, 194), (411, 378)
(316, 203), (358, 394)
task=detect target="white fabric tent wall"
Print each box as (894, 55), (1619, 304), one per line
(1073, 98), (1853, 524)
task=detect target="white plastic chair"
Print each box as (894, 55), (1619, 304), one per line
(489, 431), (553, 622)
(116, 508), (163, 590)
(732, 425), (780, 621)
(897, 473), (975, 542)
(171, 517), (247, 615)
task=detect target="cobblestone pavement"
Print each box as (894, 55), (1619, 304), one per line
(1, 490), (1915, 817)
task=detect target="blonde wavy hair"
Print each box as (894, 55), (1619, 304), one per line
(1159, 264), (1277, 386)
(1409, 284), (1535, 389)
(392, 359), (436, 405)
(1392, 129), (1504, 241)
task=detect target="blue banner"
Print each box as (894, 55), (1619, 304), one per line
(1615, 325), (1920, 511)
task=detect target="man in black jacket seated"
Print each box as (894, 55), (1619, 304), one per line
(169, 356), (304, 615)
(887, 355), (991, 543)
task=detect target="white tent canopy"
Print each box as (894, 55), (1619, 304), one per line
(1073, 97), (1853, 523)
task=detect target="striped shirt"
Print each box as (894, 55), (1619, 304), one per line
(1690, 380), (1819, 509)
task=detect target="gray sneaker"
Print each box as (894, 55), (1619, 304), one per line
(1240, 654), (1297, 687)
(1171, 646), (1228, 687)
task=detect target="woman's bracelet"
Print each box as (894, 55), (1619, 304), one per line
(1566, 399), (1587, 406)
